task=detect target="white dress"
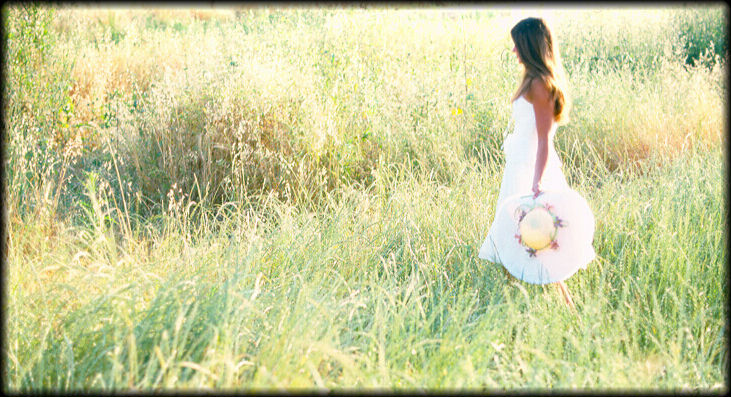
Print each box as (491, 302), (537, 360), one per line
(478, 96), (596, 284)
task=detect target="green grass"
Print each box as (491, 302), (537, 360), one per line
(3, 4), (727, 392)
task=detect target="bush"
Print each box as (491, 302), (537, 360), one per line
(3, 4), (78, 219)
(675, 6), (728, 68)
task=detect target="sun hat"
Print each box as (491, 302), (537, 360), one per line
(483, 189), (595, 284)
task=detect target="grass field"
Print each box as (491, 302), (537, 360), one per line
(3, 4), (727, 392)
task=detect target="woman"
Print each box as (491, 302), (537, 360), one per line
(478, 17), (595, 308)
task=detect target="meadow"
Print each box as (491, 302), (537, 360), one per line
(3, 4), (727, 391)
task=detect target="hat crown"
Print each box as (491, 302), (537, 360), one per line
(519, 206), (556, 250)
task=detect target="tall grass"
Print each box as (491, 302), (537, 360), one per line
(6, 146), (725, 390)
(3, 4), (727, 392)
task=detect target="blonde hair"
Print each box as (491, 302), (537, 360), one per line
(510, 17), (571, 124)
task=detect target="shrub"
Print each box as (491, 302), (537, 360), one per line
(675, 6), (728, 68)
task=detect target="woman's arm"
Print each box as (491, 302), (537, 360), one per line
(527, 78), (554, 197)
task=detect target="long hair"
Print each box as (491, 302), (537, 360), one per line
(510, 17), (570, 124)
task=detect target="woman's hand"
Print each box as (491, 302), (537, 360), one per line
(532, 181), (542, 198)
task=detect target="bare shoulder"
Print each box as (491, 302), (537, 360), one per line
(525, 77), (551, 107)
